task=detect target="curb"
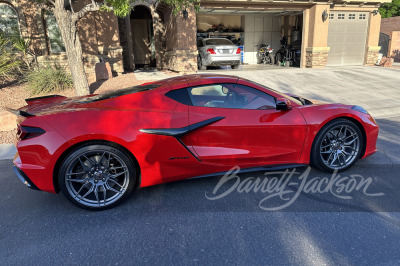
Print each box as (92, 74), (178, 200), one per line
(0, 144), (16, 160)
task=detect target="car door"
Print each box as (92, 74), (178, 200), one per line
(186, 83), (307, 167)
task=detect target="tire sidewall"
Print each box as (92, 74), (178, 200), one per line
(58, 144), (136, 211)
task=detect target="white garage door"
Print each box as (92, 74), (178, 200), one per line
(327, 12), (369, 66)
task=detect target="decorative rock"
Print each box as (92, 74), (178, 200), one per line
(95, 62), (113, 81)
(0, 111), (17, 132)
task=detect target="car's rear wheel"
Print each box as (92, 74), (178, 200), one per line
(58, 144), (136, 210)
(311, 119), (363, 172)
(231, 64), (240, 69)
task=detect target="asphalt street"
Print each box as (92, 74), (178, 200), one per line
(1, 67), (400, 265)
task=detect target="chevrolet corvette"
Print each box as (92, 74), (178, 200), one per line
(9, 74), (379, 210)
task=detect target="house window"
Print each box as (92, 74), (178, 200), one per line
(43, 11), (65, 53)
(0, 3), (20, 39)
(338, 14), (345, 19)
(329, 14), (334, 19)
(359, 14), (366, 19)
(349, 14), (356, 19)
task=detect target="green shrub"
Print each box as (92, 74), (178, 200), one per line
(25, 64), (73, 95)
(0, 34), (21, 83)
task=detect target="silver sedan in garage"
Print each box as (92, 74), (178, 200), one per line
(197, 38), (242, 70)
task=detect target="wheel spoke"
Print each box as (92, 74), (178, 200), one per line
(337, 126), (344, 138)
(108, 178), (124, 189)
(94, 186), (100, 206)
(105, 182), (122, 194)
(330, 153), (338, 166)
(67, 177), (88, 183)
(82, 154), (96, 167)
(98, 152), (106, 165)
(67, 171), (86, 176)
(110, 170), (127, 179)
(76, 183), (88, 195)
(79, 184), (94, 201)
(102, 185), (107, 204)
(106, 153), (111, 168)
(343, 133), (357, 141)
(321, 150), (332, 154)
(344, 145), (357, 151)
(344, 137), (358, 145)
(78, 157), (89, 171)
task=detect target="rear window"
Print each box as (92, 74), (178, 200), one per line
(205, 39), (234, 46)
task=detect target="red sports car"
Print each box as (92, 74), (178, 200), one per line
(9, 74), (379, 210)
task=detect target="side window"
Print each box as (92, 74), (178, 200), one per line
(165, 89), (192, 106)
(187, 84), (276, 110)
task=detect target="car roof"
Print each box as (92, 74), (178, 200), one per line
(151, 74), (239, 88)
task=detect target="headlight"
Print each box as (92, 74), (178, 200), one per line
(351, 105), (369, 114)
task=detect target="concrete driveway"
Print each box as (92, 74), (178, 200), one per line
(199, 65), (400, 119)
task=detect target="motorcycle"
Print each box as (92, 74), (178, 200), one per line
(275, 36), (301, 67)
(256, 44), (275, 65)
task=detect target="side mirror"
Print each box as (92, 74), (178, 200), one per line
(276, 98), (292, 111)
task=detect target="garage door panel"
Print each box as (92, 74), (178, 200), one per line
(327, 11), (369, 66)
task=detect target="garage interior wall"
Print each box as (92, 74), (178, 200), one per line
(244, 14), (281, 64)
(197, 14), (242, 32)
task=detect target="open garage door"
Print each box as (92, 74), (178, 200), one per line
(327, 12), (369, 66)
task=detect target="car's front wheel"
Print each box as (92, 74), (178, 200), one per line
(58, 144), (137, 210)
(311, 119), (363, 172)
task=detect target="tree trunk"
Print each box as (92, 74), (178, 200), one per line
(54, 4), (90, 96)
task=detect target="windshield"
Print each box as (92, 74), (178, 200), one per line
(243, 79), (304, 105)
(205, 39), (234, 46)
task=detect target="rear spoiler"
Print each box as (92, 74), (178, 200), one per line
(25, 95), (66, 104)
(4, 107), (35, 117)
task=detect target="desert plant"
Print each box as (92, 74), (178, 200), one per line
(25, 63), (72, 95)
(0, 34), (21, 83)
(12, 36), (37, 70)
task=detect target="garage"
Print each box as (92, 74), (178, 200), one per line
(327, 11), (369, 66)
(196, 9), (303, 66)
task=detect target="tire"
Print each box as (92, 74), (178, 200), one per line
(58, 144), (137, 210)
(311, 119), (363, 172)
(231, 64), (240, 69)
(276, 53), (282, 66)
(197, 56), (206, 70)
(267, 54), (275, 65)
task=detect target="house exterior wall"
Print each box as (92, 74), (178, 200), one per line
(2, 0), (123, 74)
(1, 0), (388, 74)
(380, 17), (400, 62)
(163, 6), (197, 73)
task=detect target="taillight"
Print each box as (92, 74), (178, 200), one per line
(236, 47), (241, 54)
(207, 48), (216, 54)
(17, 125), (45, 140)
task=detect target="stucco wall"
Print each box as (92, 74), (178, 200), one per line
(163, 6), (197, 72)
